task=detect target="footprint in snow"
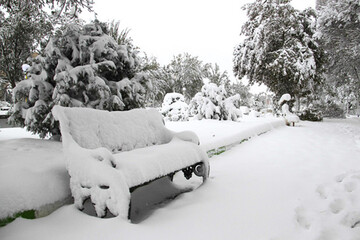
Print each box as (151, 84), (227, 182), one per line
(344, 181), (357, 193)
(295, 206), (312, 229)
(329, 198), (345, 214)
(316, 185), (328, 199)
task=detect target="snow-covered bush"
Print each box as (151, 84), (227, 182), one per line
(299, 105), (323, 122)
(161, 93), (188, 121)
(9, 21), (152, 138)
(189, 83), (242, 121)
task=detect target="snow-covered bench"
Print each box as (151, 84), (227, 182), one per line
(52, 106), (209, 220)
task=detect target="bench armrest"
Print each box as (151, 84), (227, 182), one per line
(63, 140), (130, 218)
(172, 130), (200, 145)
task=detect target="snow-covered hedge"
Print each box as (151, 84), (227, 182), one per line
(161, 93), (189, 121)
(189, 83), (242, 121)
(9, 21), (151, 138)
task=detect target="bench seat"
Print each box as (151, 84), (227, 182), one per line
(115, 138), (208, 188)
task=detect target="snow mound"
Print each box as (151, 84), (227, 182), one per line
(0, 139), (69, 219)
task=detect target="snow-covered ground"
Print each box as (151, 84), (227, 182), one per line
(0, 117), (360, 240)
(0, 116), (282, 222)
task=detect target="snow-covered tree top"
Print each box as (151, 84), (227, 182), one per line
(163, 92), (186, 105)
(201, 83), (227, 101)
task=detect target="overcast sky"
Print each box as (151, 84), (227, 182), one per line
(82, 0), (316, 92)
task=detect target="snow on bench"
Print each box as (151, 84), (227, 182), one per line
(52, 106), (209, 220)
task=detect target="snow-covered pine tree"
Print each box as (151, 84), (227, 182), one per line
(9, 21), (152, 138)
(233, 0), (324, 110)
(161, 92), (189, 121)
(189, 83), (242, 121)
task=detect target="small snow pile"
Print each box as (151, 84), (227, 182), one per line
(161, 93), (189, 121)
(189, 83), (242, 121)
(296, 171), (360, 239)
(279, 93), (299, 126)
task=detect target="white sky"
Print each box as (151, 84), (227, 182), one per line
(82, 0), (316, 93)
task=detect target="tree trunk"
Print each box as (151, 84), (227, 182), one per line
(353, 66), (360, 116)
(294, 94), (300, 113)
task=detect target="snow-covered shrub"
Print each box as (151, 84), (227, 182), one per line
(161, 93), (188, 121)
(223, 94), (242, 121)
(9, 21), (152, 138)
(299, 105), (323, 122)
(189, 83), (242, 121)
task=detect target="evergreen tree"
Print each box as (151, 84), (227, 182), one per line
(140, 55), (166, 107)
(233, 0), (324, 109)
(9, 21), (152, 138)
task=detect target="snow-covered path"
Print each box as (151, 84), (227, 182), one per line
(1, 119), (360, 240)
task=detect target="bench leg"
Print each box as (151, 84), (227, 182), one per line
(128, 200), (132, 221)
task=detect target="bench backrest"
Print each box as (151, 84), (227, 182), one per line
(52, 106), (174, 152)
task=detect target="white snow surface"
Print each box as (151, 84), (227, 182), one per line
(0, 128), (40, 141)
(1, 117), (360, 240)
(0, 138), (69, 219)
(0, 114), (281, 220)
(166, 116), (284, 152)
